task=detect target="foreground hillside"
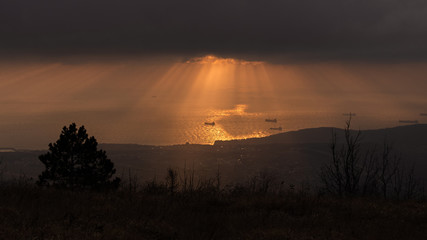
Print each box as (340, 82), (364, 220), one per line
(0, 182), (426, 240)
(1, 124), (427, 239)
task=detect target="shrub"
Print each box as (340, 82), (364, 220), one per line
(320, 116), (421, 199)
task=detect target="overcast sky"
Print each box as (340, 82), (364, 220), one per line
(1, 0), (427, 62)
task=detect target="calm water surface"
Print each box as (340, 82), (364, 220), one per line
(125, 104), (423, 146)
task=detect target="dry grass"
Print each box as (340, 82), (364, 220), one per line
(0, 179), (426, 240)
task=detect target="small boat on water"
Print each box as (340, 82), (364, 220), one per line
(204, 122), (215, 126)
(399, 120), (418, 124)
(265, 118), (277, 123)
(270, 127), (282, 131)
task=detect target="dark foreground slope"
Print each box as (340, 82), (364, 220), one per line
(0, 183), (426, 240)
(1, 125), (427, 239)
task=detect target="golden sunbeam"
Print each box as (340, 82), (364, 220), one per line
(183, 55), (267, 108)
(137, 55), (275, 143)
(2, 56), (427, 149)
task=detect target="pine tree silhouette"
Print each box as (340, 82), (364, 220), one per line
(37, 123), (120, 190)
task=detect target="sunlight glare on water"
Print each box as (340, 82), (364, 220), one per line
(1, 56), (427, 149)
(194, 104), (268, 144)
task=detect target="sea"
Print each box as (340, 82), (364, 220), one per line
(110, 104), (424, 146)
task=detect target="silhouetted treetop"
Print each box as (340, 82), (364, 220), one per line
(37, 123), (120, 190)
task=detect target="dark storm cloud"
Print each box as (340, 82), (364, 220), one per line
(1, 0), (427, 62)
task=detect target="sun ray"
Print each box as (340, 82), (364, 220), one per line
(3, 55), (427, 149)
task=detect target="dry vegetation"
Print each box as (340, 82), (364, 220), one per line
(1, 122), (426, 239)
(0, 176), (426, 240)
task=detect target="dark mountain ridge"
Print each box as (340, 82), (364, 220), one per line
(215, 124), (427, 146)
(1, 124), (426, 184)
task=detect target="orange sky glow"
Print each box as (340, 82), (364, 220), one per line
(1, 55), (427, 149)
